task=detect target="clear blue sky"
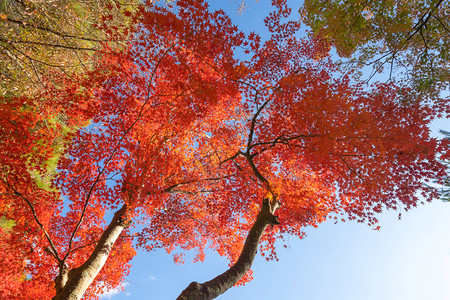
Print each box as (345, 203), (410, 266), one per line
(100, 1), (450, 299)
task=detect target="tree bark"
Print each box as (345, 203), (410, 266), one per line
(177, 197), (280, 300)
(52, 205), (130, 300)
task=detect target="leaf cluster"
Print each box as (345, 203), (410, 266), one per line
(300, 0), (450, 102)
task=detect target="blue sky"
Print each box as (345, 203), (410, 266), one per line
(99, 1), (450, 299)
(104, 194), (450, 300)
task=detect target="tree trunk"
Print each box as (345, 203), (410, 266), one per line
(52, 205), (130, 300)
(177, 197), (280, 300)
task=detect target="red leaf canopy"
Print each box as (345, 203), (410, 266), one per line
(1, 0), (447, 298)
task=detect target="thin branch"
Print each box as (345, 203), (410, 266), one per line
(68, 239), (101, 254)
(250, 134), (322, 150)
(338, 155), (363, 180)
(162, 174), (236, 194)
(1, 39), (102, 52)
(9, 186), (61, 263)
(419, 27), (429, 57)
(220, 151), (244, 166)
(59, 33), (90, 72)
(433, 14), (450, 34)
(247, 99), (270, 151)
(5, 17), (111, 43)
(407, 0), (443, 42)
(28, 54), (47, 91)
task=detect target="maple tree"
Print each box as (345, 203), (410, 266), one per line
(1, 0), (449, 299)
(300, 0), (450, 101)
(0, 2), (142, 291)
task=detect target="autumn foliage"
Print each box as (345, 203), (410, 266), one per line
(0, 0), (448, 299)
(300, 0), (450, 101)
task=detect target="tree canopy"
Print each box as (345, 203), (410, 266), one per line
(300, 0), (450, 101)
(1, 0), (448, 299)
(0, 0), (138, 97)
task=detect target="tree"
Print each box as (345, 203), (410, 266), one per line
(0, 3), (144, 292)
(1, 0), (448, 299)
(0, 0), (139, 97)
(300, 0), (450, 102)
(0, 93), (70, 297)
